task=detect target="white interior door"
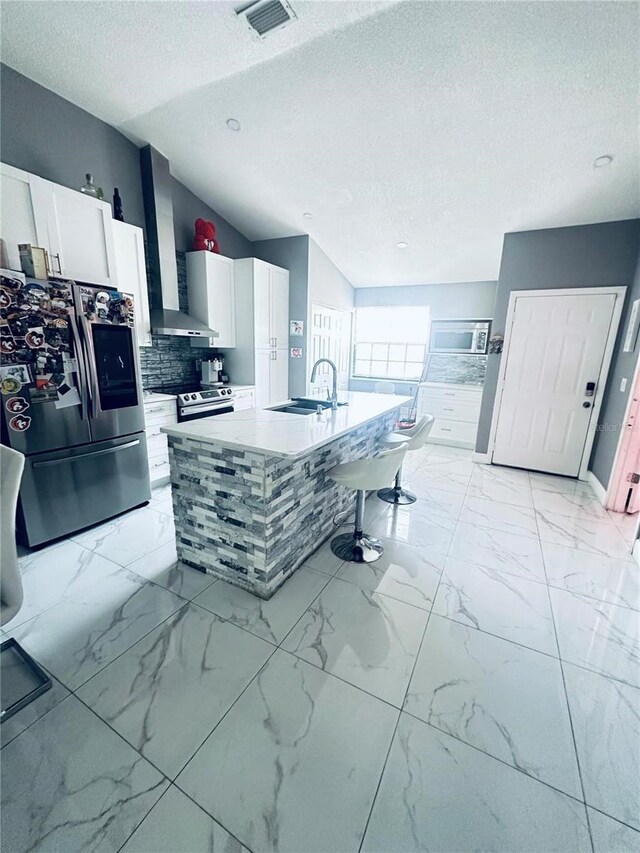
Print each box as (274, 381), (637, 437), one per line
(493, 292), (618, 476)
(310, 304), (352, 392)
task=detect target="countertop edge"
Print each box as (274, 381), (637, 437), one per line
(162, 394), (412, 459)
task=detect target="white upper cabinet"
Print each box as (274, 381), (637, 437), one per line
(224, 258), (290, 407)
(187, 251), (236, 349)
(112, 220), (151, 347)
(269, 264), (289, 349)
(37, 181), (118, 286)
(1, 162), (118, 287)
(0, 164), (44, 271)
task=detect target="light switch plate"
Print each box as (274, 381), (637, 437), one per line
(621, 377), (628, 392)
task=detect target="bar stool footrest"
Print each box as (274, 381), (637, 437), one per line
(330, 532), (384, 563)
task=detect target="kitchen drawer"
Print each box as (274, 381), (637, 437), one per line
(420, 385), (482, 402)
(419, 397), (480, 423)
(427, 418), (478, 447)
(149, 460), (170, 484)
(234, 390), (255, 411)
(144, 410), (177, 428)
(143, 400), (176, 418)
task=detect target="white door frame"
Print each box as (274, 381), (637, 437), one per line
(604, 344), (640, 505)
(486, 286), (627, 481)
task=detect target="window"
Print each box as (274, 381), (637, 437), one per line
(352, 306), (430, 380)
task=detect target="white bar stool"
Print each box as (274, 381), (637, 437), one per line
(328, 443), (408, 562)
(377, 414), (435, 505)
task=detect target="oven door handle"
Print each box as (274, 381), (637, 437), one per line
(180, 401), (236, 415)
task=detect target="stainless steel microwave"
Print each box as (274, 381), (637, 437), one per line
(429, 320), (491, 354)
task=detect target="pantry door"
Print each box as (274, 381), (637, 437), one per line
(491, 288), (624, 477)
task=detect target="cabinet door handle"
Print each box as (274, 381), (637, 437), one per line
(274, 336), (278, 347)
(443, 407), (454, 412)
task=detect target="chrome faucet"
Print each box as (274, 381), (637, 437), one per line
(310, 358), (338, 410)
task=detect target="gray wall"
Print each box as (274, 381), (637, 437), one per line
(1, 63), (254, 391)
(355, 280), (497, 317)
(308, 239), (354, 313)
(350, 280), (497, 394)
(475, 220), (640, 489)
(170, 176), (252, 258)
(1, 63), (145, 229)
(253, 235), (310, 397)
(590, 249), (640, 487)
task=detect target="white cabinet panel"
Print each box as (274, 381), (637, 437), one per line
(253, 262), (272, 349)
(270, 350), (289, 403)
(188, 252), (236, 349)
(43, 182), (117, 286)
(418, 384), (482, 449)
(0, 164), (43, 272)
(112, 221), (151, 347)
(269, 265), (289, 349)
(254, 349), (272, 409)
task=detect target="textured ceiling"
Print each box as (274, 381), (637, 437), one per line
(2, 1), (638, 287)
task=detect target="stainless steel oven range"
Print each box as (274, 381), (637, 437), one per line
(177, 387), (235, 422)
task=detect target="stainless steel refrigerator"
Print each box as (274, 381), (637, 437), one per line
(0, 270), (151, 547)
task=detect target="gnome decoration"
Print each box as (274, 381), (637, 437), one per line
(193, 218), (220, 254)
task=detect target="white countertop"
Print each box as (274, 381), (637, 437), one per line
(162, 391), (412, 458)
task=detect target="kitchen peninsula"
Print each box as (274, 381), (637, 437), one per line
(162, 392), (412, 597)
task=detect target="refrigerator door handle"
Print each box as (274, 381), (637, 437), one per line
(32, 439), (141, 468)
(78, 313), (102, 418)
(67, 312), (90, 421)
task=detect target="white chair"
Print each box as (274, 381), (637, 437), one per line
(1, 445), (52, 721)
(328, 443), (408, 562)
(377, 414), (435, 505)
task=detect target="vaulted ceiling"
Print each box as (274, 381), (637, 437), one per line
(2, 1), (638, 286)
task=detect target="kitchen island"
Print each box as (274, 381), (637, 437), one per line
(162, 391), (412, 598)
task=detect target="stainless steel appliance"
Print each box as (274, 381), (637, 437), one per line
(0, 272), (150, 546)
(429, 319), (491, 354)
(201, 356), (226, 386)
(177, 387), (235, 422)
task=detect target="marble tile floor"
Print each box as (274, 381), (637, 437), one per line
(2, 444), (639, 852)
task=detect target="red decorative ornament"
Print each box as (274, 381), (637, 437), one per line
(193, 218), (220, 254)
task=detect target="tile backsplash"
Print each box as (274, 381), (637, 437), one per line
(138, 251), (216, 392)
(425, 354), (487, 385)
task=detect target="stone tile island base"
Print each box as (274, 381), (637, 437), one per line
(167, 409), (399, 598)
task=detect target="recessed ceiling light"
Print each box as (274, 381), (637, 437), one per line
(593, 155), (613, 168)
(397, 241), (408, 249)
(303, 212), (313, 220)
(226, 118), (241, 131)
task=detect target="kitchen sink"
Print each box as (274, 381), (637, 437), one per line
(269, 405), (319, 416)
(268, 397), (349, 416)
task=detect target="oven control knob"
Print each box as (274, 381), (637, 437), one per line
(190, 394), (197, 400)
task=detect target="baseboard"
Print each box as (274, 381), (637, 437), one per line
(472, 452), (492, 464)
(587, 470), (607, 506)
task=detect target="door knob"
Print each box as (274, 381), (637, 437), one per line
(583, 401), (592, 408)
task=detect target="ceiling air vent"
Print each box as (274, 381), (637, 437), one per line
(237, 0), (297, 38)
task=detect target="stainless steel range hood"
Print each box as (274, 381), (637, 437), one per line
(140, 144), (219, 339)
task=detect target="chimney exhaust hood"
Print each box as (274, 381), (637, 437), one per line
(140, 145), (219, 339)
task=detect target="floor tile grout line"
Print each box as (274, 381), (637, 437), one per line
(401, 707), (591, 809)
(533, 495), (595, 853)
(356, 460), (471, 852)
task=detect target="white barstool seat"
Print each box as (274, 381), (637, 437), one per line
(377, 414), (435, 505)
(1, 445), (52, 721)
(328, 443), (408, 562)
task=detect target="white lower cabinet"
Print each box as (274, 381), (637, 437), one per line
(418, 383), (482, 448)
(143, 395), (176, 485)
(232, 387), (255, 411)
